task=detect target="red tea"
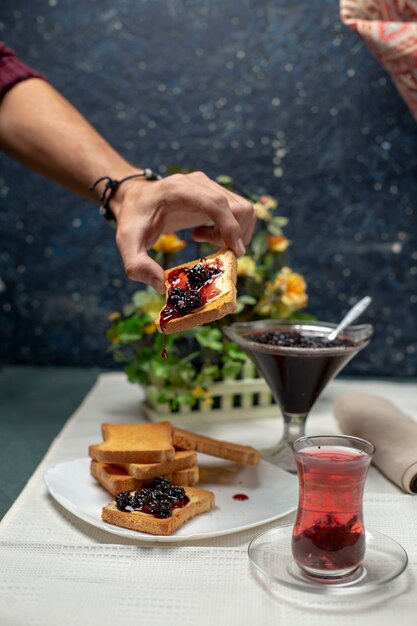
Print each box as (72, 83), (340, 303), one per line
(292, 445), (371, 577)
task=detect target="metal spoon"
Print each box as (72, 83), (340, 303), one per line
(328, 296), (372, 341)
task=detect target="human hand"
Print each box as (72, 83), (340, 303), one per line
(111, 171), (256, 292)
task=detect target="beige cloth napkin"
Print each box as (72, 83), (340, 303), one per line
(334, 393), (417, 494)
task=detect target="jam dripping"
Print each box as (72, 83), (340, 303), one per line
(161, 338), (167, 359)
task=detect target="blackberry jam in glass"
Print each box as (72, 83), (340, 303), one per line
(224, 320), (372, 471)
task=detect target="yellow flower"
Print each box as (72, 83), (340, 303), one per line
(237, 256), (261, 282)
(253, 195), (278, 221)
(111, 336), (121, 344)
(191, 386), (213, 410)
(274, 267), (308, 309)
(259, 195), (278, 209)
(152, 233), (186, 254)
(267, 235), (290, 253)
(200, 397), (214, 410)
(191, 385), (211, 399)
(108, 312), (120, 321)
(143, 322), (156, 334)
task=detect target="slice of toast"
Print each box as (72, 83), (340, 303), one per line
(173, 427), (261, 466)
(120, 450), (197, 479)
(170, 465), (199, 487)
(89, 422), (175, 464)
(102, 486), (215, 535)
(155, 248), (237, 334)
(91, 460), (140, 496)
(91, 460), (199, 497)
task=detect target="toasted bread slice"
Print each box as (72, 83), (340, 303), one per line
(89, 422), (175, 464)
(120, 450), (197, 479)
(91, 460), (199, 496)
(102, 486), (215, 535)
(91, 460), (140, 496)
(170, 465), (199, 487)
(173, 427), (261, 466)
(155, 248), (237, 334)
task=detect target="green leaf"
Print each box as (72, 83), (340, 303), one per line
(237, 295), (257, 306)
(122, 304), (136, 317)
(149, 388), (175, 405)
(166, 165), (194, 174)
(222, 361), (243, 379)
(196, 365), (220, 385)
(132, 289), (164, 317)
(124, 361), (148, 385)
(224, 342), (247, 361)
(216, 175), (233, 185)
(117, 316), (148, 334)
(196, 327), (223, 351)
(267, 223), (283, 236)
(289, 311), (315, 320)
(272, 216), (289, 227)
(170, 370), (195, 387)
(176, 393), (195, 407)
(251, 230), (268, 259)
(179, 351), (201, 365)
(215, 175), (235, 192)
(236, 295), (258, 314)
(118, 333), (143, 343)
(111, 349), (131, 363)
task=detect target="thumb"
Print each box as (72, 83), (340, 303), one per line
(124, 250), (166, 293)
(116, 222), (166, 293)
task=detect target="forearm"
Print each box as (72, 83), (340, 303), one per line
(0, 78), (139, 202)
(0, 75), (255, 291)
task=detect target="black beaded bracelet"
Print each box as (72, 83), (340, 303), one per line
(89, 168), (161, 225)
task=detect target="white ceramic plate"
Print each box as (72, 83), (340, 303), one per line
(44, 456), (298, 543)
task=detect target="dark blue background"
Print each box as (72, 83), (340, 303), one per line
(0, 0), (416, 376)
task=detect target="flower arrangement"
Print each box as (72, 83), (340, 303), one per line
(107, 176), (310, 411)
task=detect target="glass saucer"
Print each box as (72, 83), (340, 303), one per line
(248, 524), (408, 595)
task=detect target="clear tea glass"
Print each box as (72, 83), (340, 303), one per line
(291, 435), (374, 579)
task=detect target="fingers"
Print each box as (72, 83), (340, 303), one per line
(112, 169), (257, 290)
(147, 172), (255, 253)
(192, 224), (221, 245)
(195, 194), (246, 256)
(192, 224), (229, 248)
(186, 171), (256, 245)
(116, 225), (166, 293)
(218, 190), (256, 245)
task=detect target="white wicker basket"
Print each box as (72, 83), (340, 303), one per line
(143, 362), (277, 424)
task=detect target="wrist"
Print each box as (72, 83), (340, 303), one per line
(108, 171), (148, 220)
(89, 166), (142, 205)
(89, 167), (162, 224)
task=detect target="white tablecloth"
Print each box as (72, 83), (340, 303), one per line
(0, 374), (416, 626)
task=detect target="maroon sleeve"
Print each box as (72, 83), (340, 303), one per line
(0, 41), (47, 101)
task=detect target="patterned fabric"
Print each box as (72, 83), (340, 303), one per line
(0, 41), (46, 101)
(340, 1), (417, 120)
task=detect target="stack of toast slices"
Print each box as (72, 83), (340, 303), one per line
(89, 421), (260, 535)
